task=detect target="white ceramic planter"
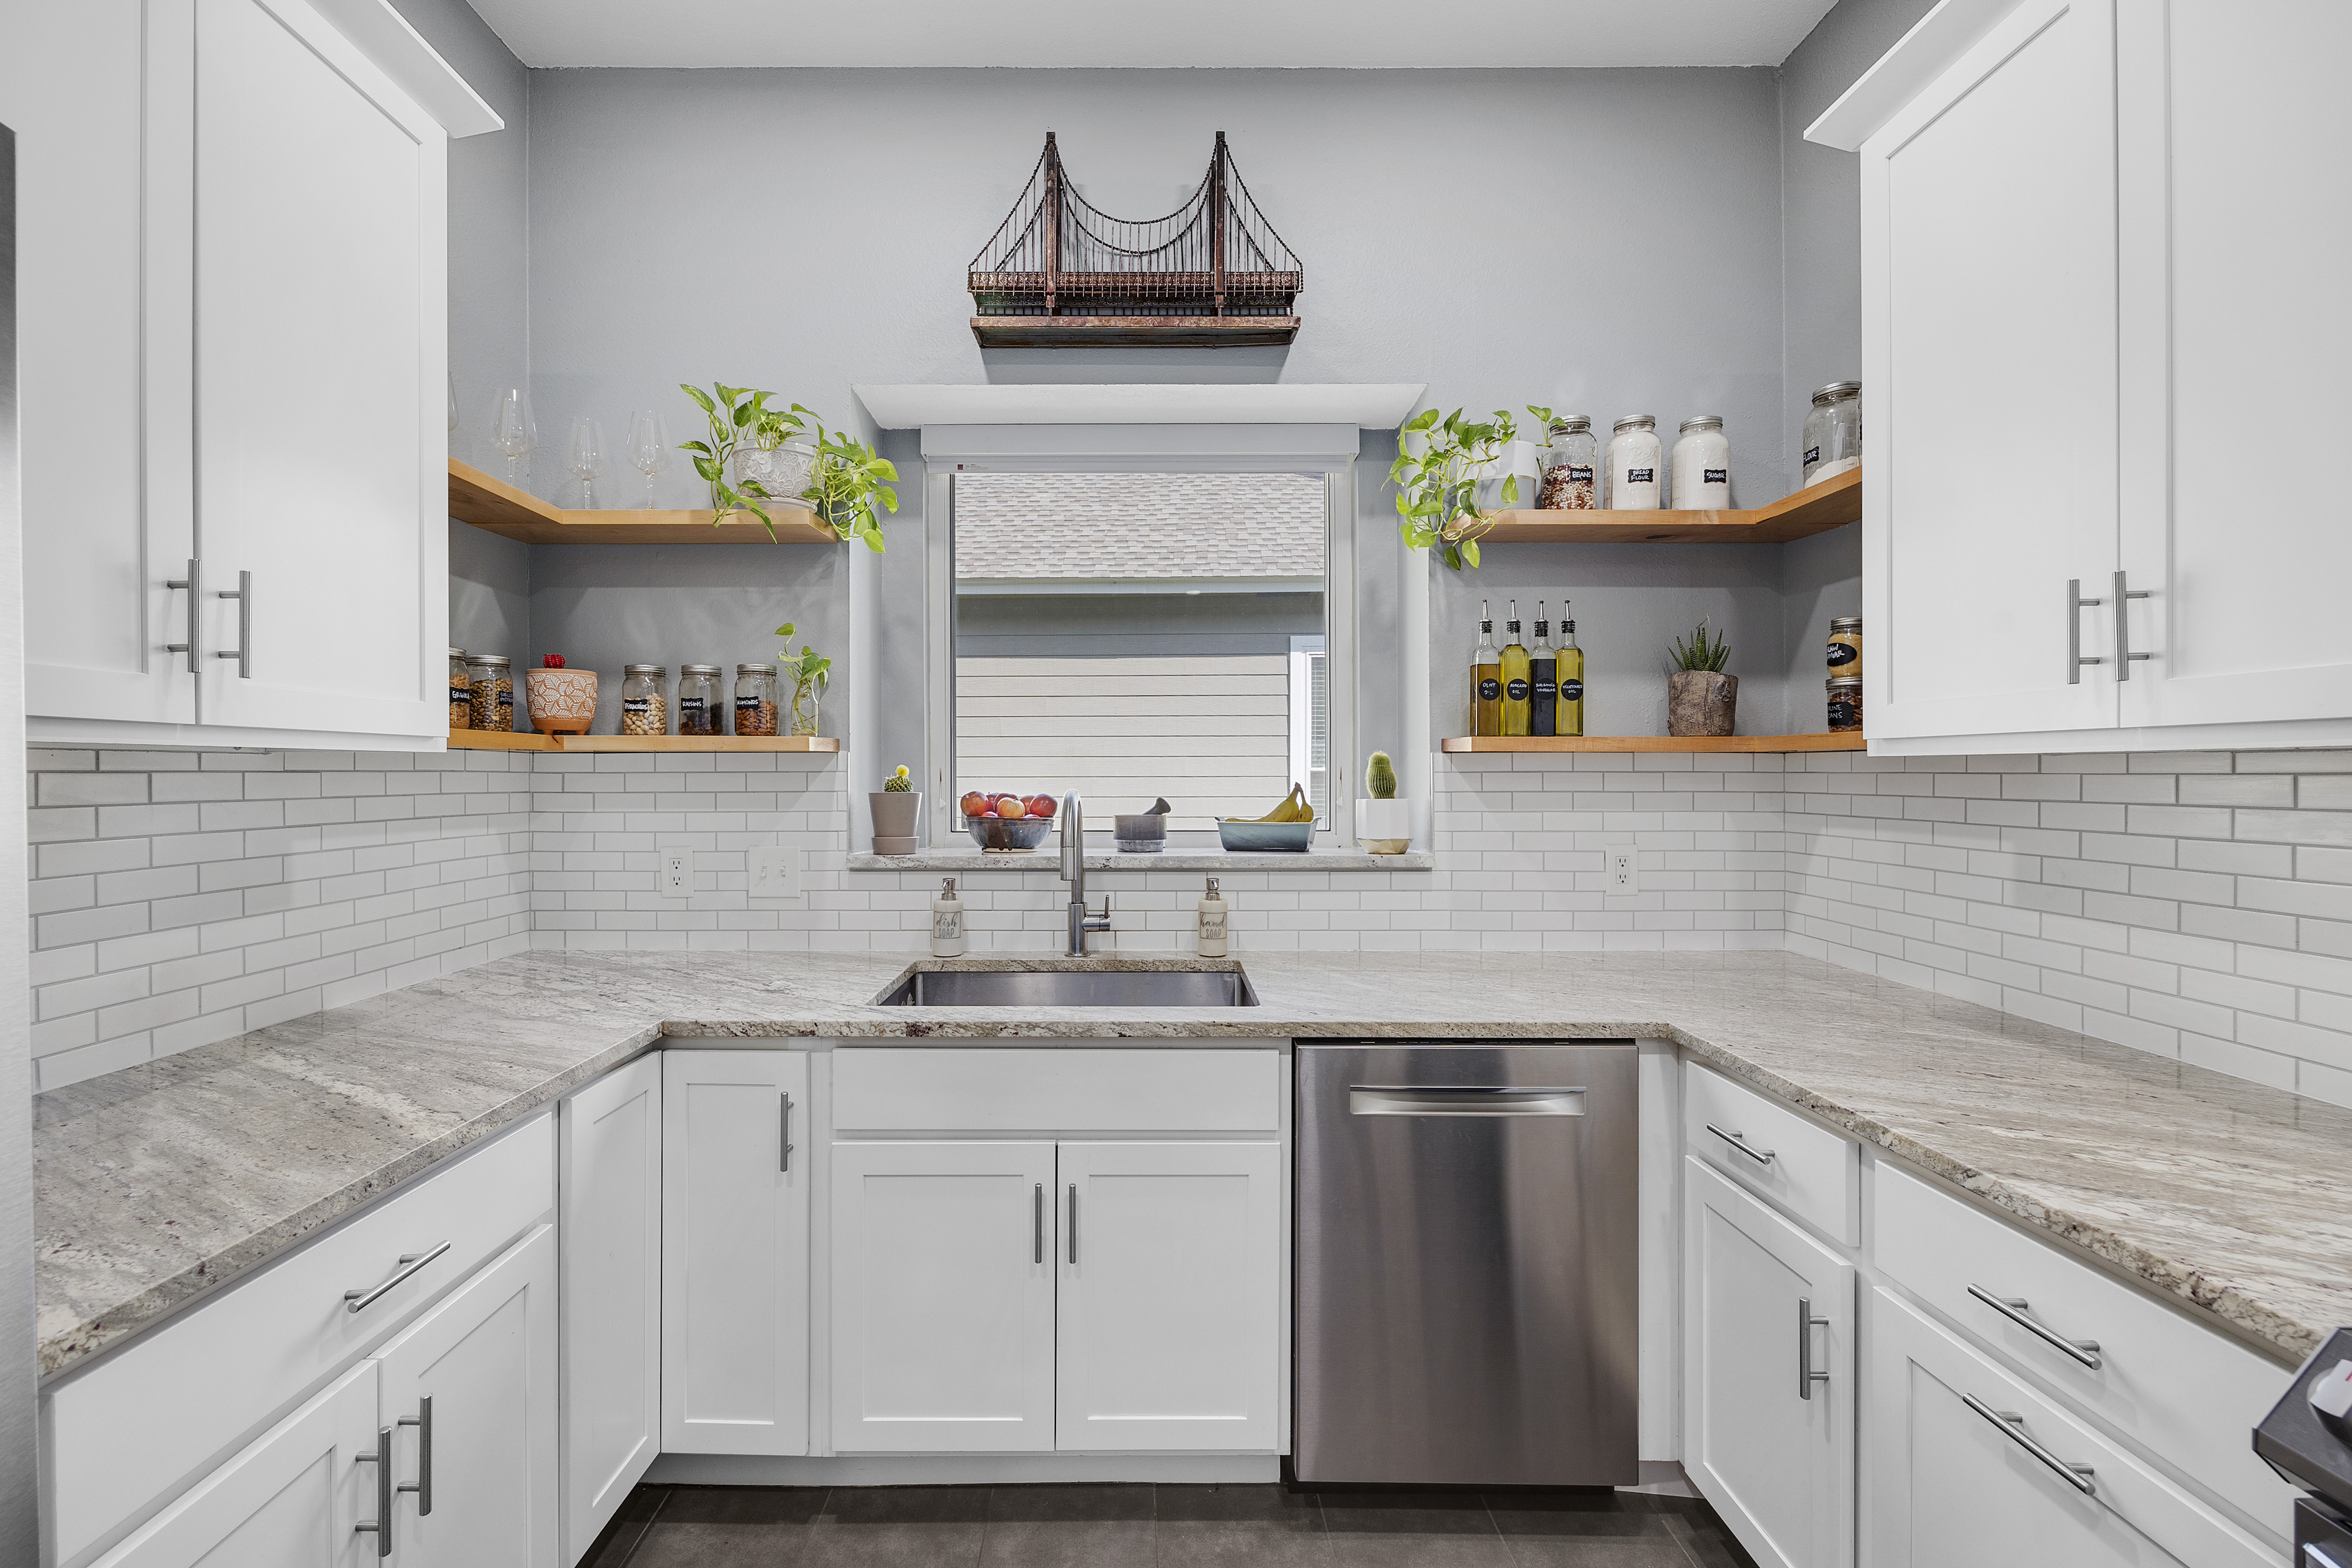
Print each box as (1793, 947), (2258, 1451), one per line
(1355, 798), (1414, 854)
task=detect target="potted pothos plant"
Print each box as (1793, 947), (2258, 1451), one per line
(1391, 406), (1524, 570)
(679, 384), (898, 551)
(774, 622), (831, 738)
(804, 430), (899, 554)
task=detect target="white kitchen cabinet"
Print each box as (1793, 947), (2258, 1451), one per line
(661, 1049), (811, 1456)
(1683, 1156), (1854, 1568)
(1055, 1141), (1282, 1453)
(370, 1223), (559, 1568)
(89, 1362), (379, 1568)
(559, 1056), (662, 1563)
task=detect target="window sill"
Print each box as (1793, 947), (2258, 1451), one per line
(846, 849), (1434, 873)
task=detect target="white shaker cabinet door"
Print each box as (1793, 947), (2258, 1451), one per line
(190, 0), (446, 740)
(2115, 0), (2352, 732)
(1682, 1157), (1855, 1568)
(661, 1050), (811, 1456)
(0, 0), (198, 726)
(830, 1140), (1058, 1453)
(89, 1362), (379, 1568)
(370, 1225), (560, 1568)
(1055, 1141), (1283, 1453)
(1860, 0), (2120, 744)
(560, 1056), (662, 1561)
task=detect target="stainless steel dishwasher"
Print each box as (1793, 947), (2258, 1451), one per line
(1295, 1040), (1638, 1486)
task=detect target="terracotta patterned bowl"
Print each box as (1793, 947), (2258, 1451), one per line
(527, 668), (598, 735)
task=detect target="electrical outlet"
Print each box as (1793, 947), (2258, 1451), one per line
(660, 850), (691, 896)
(747, 844), (803, 901)
(1608, 849), (1641, 894)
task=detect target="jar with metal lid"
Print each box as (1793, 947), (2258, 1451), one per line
(1827, 617), (1862, 678)
(734, 664), (778, 736)
(621, 664), (669, 736)
(677, 664), (724, 736)
(1671, 416), (1731, 509)
(467, 654), (513, 733)
(1606, 416), (1661, 509)
(449, 648), (470, 730)
(1536, 416), (1599, 510)
(1827, 676), (1864, 734)
(1803, 382), (1862, 487)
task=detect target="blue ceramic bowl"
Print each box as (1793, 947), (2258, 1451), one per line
(1217, 819), (1314, 852)
(965, 815), (1054, 853)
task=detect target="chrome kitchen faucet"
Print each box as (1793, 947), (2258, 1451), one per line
(1060, 791), (1111, 955)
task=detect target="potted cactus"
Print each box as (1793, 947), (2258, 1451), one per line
(1354, 750), (1413, 854)
(870, 765), (921, 855)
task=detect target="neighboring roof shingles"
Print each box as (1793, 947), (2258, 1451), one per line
(954, 471), (1327, 581)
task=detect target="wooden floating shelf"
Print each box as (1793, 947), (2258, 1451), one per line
(1441, 733), (1866, 754)
(971, 316), (1301, 348)
(447, 731), (840, 753)
(447, 459), (834, 545)
(1477, 464), (1860, 544)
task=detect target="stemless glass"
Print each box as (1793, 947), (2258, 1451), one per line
(626, 408), (670, 509)
(564, 417), (608, 509)
(489, 387), (537, 486)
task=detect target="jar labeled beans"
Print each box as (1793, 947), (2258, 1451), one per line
(1827, 676), (1863, 734)
(622, 665), (669, 736)
(467, 654), (513, 733)
(734, 664), (779, 736)
(677, 664), (723, 736)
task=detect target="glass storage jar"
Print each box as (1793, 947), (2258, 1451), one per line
(1827, 617), (1862, 678)
(677, 664), (723, 736)
(449, 648), (470, 731)
(734, 664), (778, 736)
(467, 654), (513, 733)
(621, 664), (669, 736)
(1671, 416), (1731, 509)
(1607, 416), (1661, 509)
(1827, 676), (1864, 733)
(1536, 416), (1599, 510)
(1803, 381), (1862, 487)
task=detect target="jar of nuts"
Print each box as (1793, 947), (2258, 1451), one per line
(467, 654), (514, 732)
(677, 664), (724, 736)
(734, 664), (779, 736)
(621, 665), (669, 736)
(449, 648), (470, 730)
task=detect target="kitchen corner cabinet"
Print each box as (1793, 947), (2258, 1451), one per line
(1830, 0), (2352, 753)
(0, 0), (451, 750)
(661, 1050), (812, 1457)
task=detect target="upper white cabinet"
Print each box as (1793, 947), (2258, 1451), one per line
(1817, 0), (2352, 753)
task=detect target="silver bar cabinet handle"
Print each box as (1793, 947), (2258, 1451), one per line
(1706, 1123), (1775, 1166)
(1067, 1183), (1078, 1265)
(2112, 569), (2151, 681)
(1967, 1284), (2102, 1368)
(353, 1427), (393, 1557)
(1033, 1183), (1044, 1264)
(345, 1240), (451, 1312)
(164, 558), (200, 672)
(2308, 1544), (2350, 1568)
(1797, 1296), (1830, 1400)
(397, 1395), (432, 1515)
(2068, 578), (2106, 684)
(1963, 1393), (2096, 1495)
(215, 569), (251, 678)
(779, 1092), (794, 1172)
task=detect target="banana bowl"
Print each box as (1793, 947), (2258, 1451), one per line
(1216, 820), (1314, 852)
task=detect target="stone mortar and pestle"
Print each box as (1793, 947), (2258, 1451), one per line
(1114, 798), (1172, 852)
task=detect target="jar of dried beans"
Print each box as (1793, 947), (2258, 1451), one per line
(1536, 416), (1598, 510)
(467, 654), (513, 732)
(1827, 676), (1864, 734)
(677, 664), (723, 736)
(622, 664), (669, 736)
(734, 664), (778, 736)
(449, 648), (470, 731)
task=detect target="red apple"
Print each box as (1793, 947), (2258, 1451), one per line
(960, 791), (989, 820)
(1027, 795), (1057, 818)
(996, 797), (1028, 820)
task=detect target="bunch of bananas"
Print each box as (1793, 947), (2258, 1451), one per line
(1225, 785), (1315, 824)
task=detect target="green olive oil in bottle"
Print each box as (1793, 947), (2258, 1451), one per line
(1499, 601), (1532, 735)
(1556, 601), (1586, 736)
(1472, 601), (1501, 736)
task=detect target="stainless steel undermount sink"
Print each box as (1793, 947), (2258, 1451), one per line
(874, 963), (1259, 1008)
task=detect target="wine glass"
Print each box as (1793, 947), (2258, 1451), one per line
(626, 408), (670, 509)
(564, 417), (609, 509)
(489, 387), (537, 487)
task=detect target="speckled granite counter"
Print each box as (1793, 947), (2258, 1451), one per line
(35, 948), (2352, 1379)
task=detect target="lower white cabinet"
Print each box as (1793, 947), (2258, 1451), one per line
(661, 1049), (811, 1456)
(370, 1223), (560, 1568)
(1683, 1155), (1855, 1568)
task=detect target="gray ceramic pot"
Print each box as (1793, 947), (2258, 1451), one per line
(870, 791), (922, 842)
(1666, 671), (1738, 738)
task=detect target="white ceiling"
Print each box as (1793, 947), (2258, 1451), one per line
(465, 0), (1843, 70)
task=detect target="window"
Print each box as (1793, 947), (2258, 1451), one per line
(951, 472), (1331, 835)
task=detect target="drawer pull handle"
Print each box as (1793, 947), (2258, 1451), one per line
(165, 559), (201, 672)
(1967, 1284), (2102, 1369)
(1033, 1183), (1044, 1265)
(1963, 1394), (2096, 1495)
(353, 1427), (393, 1557)
(1706, 1122), (1775, 1166)
(344, 1240), (451, 1313)
(780, 1092), (794, 1172)
(1068, 1183), (1078, 1265)
(2307, 1546), (2349, 1568)
(1798, 1296), (1830, 1400)
(397, 1395), (432, 1515)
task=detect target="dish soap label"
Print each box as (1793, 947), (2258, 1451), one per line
(1198, 878), (1230, 958)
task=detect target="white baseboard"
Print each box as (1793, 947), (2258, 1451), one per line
(643, 1452), (1282, 1487)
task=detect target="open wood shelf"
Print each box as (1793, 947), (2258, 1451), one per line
(447, 731), (840, 753)
(1441, 733), (1865, 754)
(447, 459), (834, 545)
(1476, 464), (1860, 544)
(970, 315), (1301, 348)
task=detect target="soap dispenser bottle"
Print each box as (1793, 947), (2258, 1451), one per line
(931, 877), (966, 957)
(1197, 878), (1230, 958)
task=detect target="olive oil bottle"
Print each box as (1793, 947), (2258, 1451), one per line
(1531, 603), (1558, 736)
(1556, 601), (1586, 736)
(1472, 601), (1501, 736)
(1499, 601), (1532, 735)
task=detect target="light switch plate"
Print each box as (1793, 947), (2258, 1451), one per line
(1608, 849), (1640, 894)
(749, 844), (803, 901)
(660, 850), (691, 896)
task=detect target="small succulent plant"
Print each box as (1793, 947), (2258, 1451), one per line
(1669, 619), (1732, 673)
(1365, 751), (1398, 800)
(883, 765), (913, 793)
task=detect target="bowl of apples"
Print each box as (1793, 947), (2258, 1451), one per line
(960, 790), (1059, 853)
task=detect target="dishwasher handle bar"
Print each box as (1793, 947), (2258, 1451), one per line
(1350, 1085), (1587, 1116)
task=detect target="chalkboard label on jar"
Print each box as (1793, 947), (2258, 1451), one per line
(1507, 678), (1530, 701)
(1560, 679), (1585, 701)
(1627, 467), (1655, 484)
(1828, 700), (1858, 727)
(736, 696), (760, 713)
(1705, 469), (1728, 484)
(1826, 643), (1858, 668)
(1567, 465), (1594, 483)
(1804, 445), (1822, 467)
(624, 697), (651, 714)
(496, 688), (513, 708)
(1478, 677), (1502, 701)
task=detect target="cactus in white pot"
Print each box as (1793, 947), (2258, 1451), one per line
(1355, 750), (1413, 855)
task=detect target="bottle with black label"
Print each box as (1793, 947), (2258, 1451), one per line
(1500, 601), (1532, 736)
(1472, 601), (1501, 736)
(1556, 602), (1585, 736)
(1531, 603), (1558, 736)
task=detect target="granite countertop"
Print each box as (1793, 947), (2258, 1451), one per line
(35, 948), (2352, 1380)
(844, 849), (1436, 872)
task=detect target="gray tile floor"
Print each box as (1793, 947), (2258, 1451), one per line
(585, 1483), (1762, 1568)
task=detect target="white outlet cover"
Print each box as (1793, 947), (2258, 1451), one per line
(749, 844), (804, 901)
(1608, 850), (1640, 894)
(660, 850), (691, 895)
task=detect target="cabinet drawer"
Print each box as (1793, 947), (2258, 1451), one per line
(46, 1112), (554, 1568)
(1874, 1163), (2295, 1546)
(1684, 1061), (1859, 1245)
(834, 1048), (1282, 1132)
